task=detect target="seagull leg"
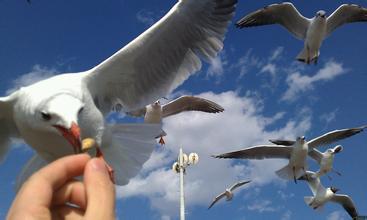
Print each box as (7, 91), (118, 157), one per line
(96, 147), (115, 184)
(332, 168), (342, 176)
(293, 166), (297, 184)
(158, 136), (165, 145)
(314, 56), (318, 65)
(302, 167), (309, 181)
(306, 45), (310, 64)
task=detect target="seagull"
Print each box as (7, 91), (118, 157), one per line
(308, 145), (343, 180)
(299, 171), (359, 219)
(214, 137), (309, 183)
(127, 95), (224, 145)
(214, 126), (366, 183)
(208, 180), (251, 209)
(0, 0), (237, 187)
(235, 2), (367, 64)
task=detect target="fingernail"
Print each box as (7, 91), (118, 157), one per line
(90, 158), (108, 174)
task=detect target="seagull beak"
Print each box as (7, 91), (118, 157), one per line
(54, 122), (81, 154)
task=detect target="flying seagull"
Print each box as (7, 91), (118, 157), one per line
(214, 137), (309, 183)
(127, 95), (224, 145)
(215, 126), (366, 183)
(208, 180), (251, 209)
(0, 0), (237, 187)
(236, 2), (367, 64)
(299, 171), (359, 219)
(308, 145), (343, 180)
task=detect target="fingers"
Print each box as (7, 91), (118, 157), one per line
(9, 154), (90, 214)
(52, 180), (87, 210)
(51, 205), (84, 220)
(84, 158), (115, 220)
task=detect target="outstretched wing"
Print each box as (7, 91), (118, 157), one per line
(229, 180), (251, 191)
(298, 171), (322, 196)
(0, 95), (19, 163)
(331, 194), (359, 219)
(269, 139), (295, 146)
(208, 192), (226, 209)
(214, 145), (293, 159)
(236, 2), (310, 40)
(327, 4), (367, 36)
(162, 95), (224, 118)
(84, 0), (237, 114)
(308, 148), (323, 164)
(308, 126), (366, 148)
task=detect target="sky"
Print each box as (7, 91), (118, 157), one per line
(1, 0), (367, 219)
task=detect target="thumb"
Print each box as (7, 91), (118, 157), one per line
(84, 158), (115, 220)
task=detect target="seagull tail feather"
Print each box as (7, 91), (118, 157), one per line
(275, 164), (304, 180)
(296, 47), (319, 64)
(304, 196), (314, 206)
(100, 123), (162, 185)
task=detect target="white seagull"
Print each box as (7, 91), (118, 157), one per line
(215, 126), (366, 183)
(127, 95), (224, 145)
(0, 0), (237, 187)
(308, 145), (343, 180)
(214, 136), (309, 183)
(208, 180), (251, 209)
(236, 2), (367, 64)
(299, 171), (359, 219)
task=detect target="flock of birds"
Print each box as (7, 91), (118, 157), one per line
(1, 0), (367, 219)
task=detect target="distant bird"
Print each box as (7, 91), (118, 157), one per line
(127, 96), (224, 145)
(214, 137), (309, 183)
(0, 0), (237, 187)
(236, 2), (367, 64)
(208, 180), (251, 209)
(308, 145), (343, 180)
(299, 171), (359, 219)
(215, 126), (366, 183)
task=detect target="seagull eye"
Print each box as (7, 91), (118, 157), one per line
(41, 112), (52, 121)
(78, 107), (84, 115)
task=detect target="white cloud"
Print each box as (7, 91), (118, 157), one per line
(207, 52), (228, 78)
(230, 49), (262, 78)
(269, 47), (284, 62)
(320, 108), (339, 129)
(6, 65), (58, 94)
(281, 210), (292, 220)
(327, 211), (347, 220)
(117, 91), (311, 218)
(260, 63), (277, 76)
(247, 199), (278, 213)
(282, 61), (348, 102)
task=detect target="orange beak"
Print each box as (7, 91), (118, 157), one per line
(54, 122), (81, 154)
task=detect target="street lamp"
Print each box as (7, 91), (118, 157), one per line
(172, 148), (199, 220)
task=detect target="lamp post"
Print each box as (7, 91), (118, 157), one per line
(172, 148), (199, 220)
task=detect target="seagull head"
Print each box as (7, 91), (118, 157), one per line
(152, 100), (161, 108)
(316, 10), (326, 19)
(32, 93), (85, 154)
(296, 136), (306, 144)
(330, 186), (340, 194)
(332, 145), (343, 154)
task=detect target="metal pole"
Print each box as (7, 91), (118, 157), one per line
(179, 148), (185, 220)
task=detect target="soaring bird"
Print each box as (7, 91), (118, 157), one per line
(299, 171), (359, 219)
(308, 145), (343, 180)
(208, 180), (251, 209)
(127, 95), (224, 145)
(0, 0), (237, 187)
(236, 2), (367, 64)
(214, 137), (309, 183)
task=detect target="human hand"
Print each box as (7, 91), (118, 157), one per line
(7, 154), (115, 220)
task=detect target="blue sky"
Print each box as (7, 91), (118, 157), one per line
(1, 0), (367, 219)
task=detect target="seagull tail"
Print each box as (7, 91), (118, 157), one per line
(275, 164), (304, 180)
(100, 123), (162, 185)
(16, 154), (48, 192)
(296, 47), (319, 64)
(304, 196), (314, 206)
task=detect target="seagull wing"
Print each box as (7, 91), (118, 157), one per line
(269, 139), (295, 146)
(214, 145), (293, 159)
(236, 2), (310, 40)
(229, 180), (251, 191)
(308, 148), (323, 164)
(298, 171), (322, 196)
(308, 126), (367, 149)
(83, 0), (237, 114)
(331, 194), (359, 219)
(208, 191), (227, 209)
(162, 95), (224, 118)
(326, 4), (367, 36)
(126, 107), (147, 118)
(0, 95), (19, 163)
